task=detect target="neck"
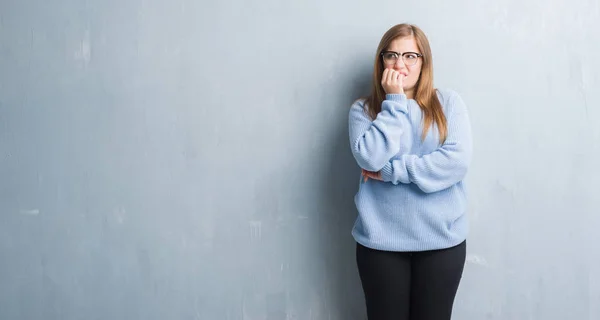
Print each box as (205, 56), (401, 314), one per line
(404, 89), (415, 99)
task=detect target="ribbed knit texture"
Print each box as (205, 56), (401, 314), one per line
(348, 88), (473, 252)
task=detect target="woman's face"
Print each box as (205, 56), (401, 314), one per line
(382, 36), (422, 96)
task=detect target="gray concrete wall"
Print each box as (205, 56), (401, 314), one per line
(1, 0), (599, 319)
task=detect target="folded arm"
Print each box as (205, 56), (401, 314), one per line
(348, 94), (410, 172)
(379, 92), (473, 193)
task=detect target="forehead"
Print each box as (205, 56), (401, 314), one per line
(386, 36), (419, 52)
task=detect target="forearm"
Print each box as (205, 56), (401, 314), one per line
(380, 145), (471, 192)
(380, 92), (473, 192)
(348, 94), (409, 171)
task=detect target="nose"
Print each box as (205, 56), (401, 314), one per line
(393, 58), (407, 70)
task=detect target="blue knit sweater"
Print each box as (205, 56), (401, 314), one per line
(348, 88), (473, 252)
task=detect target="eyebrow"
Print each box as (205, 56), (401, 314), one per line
(382, 50), (422, 55)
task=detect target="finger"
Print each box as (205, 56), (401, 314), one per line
(383, 70), (390, 88)
(388, 69), (395, 84)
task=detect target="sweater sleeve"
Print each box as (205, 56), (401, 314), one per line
(379, 91), (473, 193)
(348, 94), (410, 172)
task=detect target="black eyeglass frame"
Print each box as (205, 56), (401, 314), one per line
(380, 51), (423, 65)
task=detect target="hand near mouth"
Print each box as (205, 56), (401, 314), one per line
(382, 68), (406, 95)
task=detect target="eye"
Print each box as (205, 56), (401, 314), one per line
(404, 53), (418, 60)
(383, 52), (398, 59)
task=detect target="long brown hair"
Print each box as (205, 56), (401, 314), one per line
(364, 23), (447, 143)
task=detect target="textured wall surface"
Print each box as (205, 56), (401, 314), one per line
(1, 0), (600, 319)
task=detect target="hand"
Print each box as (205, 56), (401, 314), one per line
(362, 169), (382, 182)
(381, 68), (405, 95)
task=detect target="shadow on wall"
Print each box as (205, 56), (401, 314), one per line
(316, 64), (372, 320)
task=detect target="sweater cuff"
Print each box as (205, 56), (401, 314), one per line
(384, 94), (408, 113)
(380, 162), (394, 182)
(385, 93), (407, 102)
(380, 157), (411, 184)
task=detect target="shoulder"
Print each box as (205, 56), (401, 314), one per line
(351, 97), (367, 108)
(435, 88), (462, 105)
(350, 97), (369, 114)
(435, 88), (468, 115)
(352, 97), (367, 106)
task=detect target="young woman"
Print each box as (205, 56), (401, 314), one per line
(348, 23), (473, 320)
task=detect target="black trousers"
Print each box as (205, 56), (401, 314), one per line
(356, 240), (466, 320)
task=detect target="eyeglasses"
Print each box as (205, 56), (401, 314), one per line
(380, 51), (423, 66)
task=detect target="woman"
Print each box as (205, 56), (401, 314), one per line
(348, 23), (473, 320)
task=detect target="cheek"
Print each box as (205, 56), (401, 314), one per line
(408, 68), (421, 84)
(406, 73), (418, 86)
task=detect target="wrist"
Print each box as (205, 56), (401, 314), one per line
(385, 93), (407, 101)
(380, 162), (394, 182)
